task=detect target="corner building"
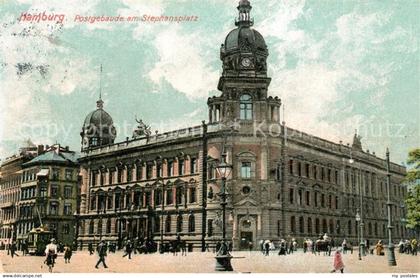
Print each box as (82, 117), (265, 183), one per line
(76, 0), (407, 250)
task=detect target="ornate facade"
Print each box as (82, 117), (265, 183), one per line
(76, 0), (407, 251)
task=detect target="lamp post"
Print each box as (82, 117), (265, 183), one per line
(355, 210), (361, 260)
(349, 156), (365, 257)
(386, 148), (397, 266)
(214, 152), (233, 271)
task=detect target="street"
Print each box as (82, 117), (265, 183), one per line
(0, 249), (419, 273)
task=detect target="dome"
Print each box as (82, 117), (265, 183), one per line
(224, 27), (267, 54)
(80, 98), (116, 148)
(83, 108), (114, 128)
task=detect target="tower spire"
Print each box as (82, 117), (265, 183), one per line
(235, 0), (253, 27)
(97, 64), (104, 109)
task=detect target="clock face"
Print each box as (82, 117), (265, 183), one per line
(241, 57), (252, 67)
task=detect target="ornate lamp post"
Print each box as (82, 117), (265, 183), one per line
(386, 148), (397, 266)
(355, 209), (362, 260)
(214, 152), (233, 271)
(349, 156), (365, 256)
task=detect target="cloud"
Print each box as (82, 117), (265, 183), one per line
(146, 25), (219, 100)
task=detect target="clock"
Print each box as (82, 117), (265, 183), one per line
(241, 57), (252, 67)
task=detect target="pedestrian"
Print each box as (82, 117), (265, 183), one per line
(10, 242), (19, 258)
(278, 240), (286, 256)
(64, 244), (72, 263)
(331, 249), (344, 273)
(248, 241), (253, 253)
(122, 240), (133, 259)
(411, 238), (418, 256)
(88, 242), (94, 255)
(303, 239), (307, 253)
(341, 239), (347, 254)
(181, 240), (187, 256)
(44, 239), (58, 273)
(264, 240), (270, 256)
(375, 240), (384, 256)
(95, 240), (108, 269)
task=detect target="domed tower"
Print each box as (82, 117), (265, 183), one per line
(208, 0), (281, 125)
(80, 96), (116, 150)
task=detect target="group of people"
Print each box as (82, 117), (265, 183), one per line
(398, 238), (418, 255)
(259, 238), (298, 256)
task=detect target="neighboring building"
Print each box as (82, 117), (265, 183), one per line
(16, 144), (79, 246)
(76, 0), (407, 251)
(0, 140), (39, 248)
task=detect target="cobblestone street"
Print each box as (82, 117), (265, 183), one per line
(0, 249), (419, 273)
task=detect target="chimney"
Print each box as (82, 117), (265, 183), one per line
(37, 145), (44, 155)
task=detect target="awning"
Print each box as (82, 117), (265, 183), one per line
(36, 169), (49, 177)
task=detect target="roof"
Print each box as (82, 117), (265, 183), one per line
(24, 147), (79, 166)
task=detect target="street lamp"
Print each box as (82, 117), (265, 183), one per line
(349, 155), (365, 257)
(355, 210), (362, 260)
(386, 148), (397, 266)
(214, 152), (233, 272)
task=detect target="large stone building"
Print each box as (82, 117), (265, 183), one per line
(0, 140), (39, 248)
(76, 0), (407, 251)
(16, 144), (79, 246)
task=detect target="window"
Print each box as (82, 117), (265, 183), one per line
(166, 189), (173, 205)
(307, 218), (312, 234)
(289, 188), (294, 204)
(335, 170), (339, 184)
(313, 165), (317, 180)
(188, 214), (195, 233)
(51, 185), (58, 197)
(321, 194), (325, 207)
(125, 166), (131, 182)
(348, 220), (352, 235)
(167, 161), (174, 177)
(299, 217), (304, 233)
(146, 164), (153, 179)
(335, 196), (339, 209)
(298, 162), (302, 176)
(91, 137), (98, 146)
(50, 203), (58, 215)
(207, 219), (213, 237)
(65, 169), (73, 180)
(52, 168), (60, 180)
(107, 194), (113, 209)
(165, 215), (171, 233)
(298, 189), (303, 205)
(189, 187), (196, 203)
(321, 167), (325, 181)
(305, 164), (310, 177)
(64, 186), (72, 198)
(109, 170), (114, 184)
(289, 160), (294, 175)
(314, 192), (318, 207)
(63, 224), (70, 234)
(178, 160), (184, 175)
(240, 94), (253, 120)
(306, 191), (310, 206)
(155, 189), (163, 206)
(63, 204), (72, 215)
(176, 187), (183, 205)
(106, 219), (111, 234)
(327, 169), (331, 182)
(156, 164), (162, 178)
(190, 158), (197, 174)
(241, 162), (251, 178)
(328, 194), (332, 209)
(89, 220), (94, 234)
(290, 216), (296, 233)
(91, 171), (97, 186)
(118, 168), (123, 183)
(176, 215), (183, 233)
(136, 164), (142, 180)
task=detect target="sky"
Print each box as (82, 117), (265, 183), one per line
(0, 0), (418, 166)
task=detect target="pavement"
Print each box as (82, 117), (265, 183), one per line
(0, 249), (419, 273)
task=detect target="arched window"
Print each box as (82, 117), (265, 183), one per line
(368, 222), (372, 236)
(322, 219), (327, 233)
(374, 222), (378, 236)
(315, 218), (320, 234)
(176, 214), (183, 233)
(240, 94), (253, 120)
(329, 219), (334, 234)
(188, 214), (195, 233)
(165, 215), (171, 233)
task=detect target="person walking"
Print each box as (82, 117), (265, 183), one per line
(10, 242), (19, 258)
(411, 238), (418, 256)
(375, 240), (384, 256)
(95, 240), (108, 269)
(331, 249), (345, 273)
(64, 244), (72, 263)
(44, 239), (58, 273)
(181, 240), (187, 256)
(122, 240), (133, 259)
(341, 239), (347, 254)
